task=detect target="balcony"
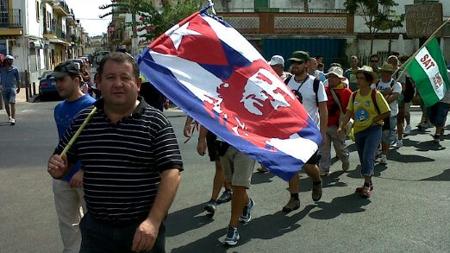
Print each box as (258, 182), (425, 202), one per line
(53, 1), (71, 16)
(0, 9), (23, 36)
(217, 10), (354, 36)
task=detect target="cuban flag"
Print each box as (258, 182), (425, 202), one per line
(137, 11), (322, 180)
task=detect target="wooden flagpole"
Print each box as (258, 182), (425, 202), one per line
(60, 107), (97, 157)
(394, 18), (450, 82)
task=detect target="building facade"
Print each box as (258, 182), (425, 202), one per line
(0, 0), (87, 87)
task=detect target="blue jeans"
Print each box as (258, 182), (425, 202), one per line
(79, 213), (166, 253)
(355, 126), (382, 177)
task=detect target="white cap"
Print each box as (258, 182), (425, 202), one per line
(268, 55), (284, 66)
(326, 66), (345, 79)
(5, 55), (14, 60)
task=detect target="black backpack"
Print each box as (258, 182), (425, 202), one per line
(284, 75), (320, 105)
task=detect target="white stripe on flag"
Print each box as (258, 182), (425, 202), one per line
(202, 15), (262, 62)
(150, 51), (224, 113)
(415, 47), (446, 99)
(268, 133), (318, 162)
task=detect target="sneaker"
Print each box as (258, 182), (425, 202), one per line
(224, 226), (240, 246)
(375, 149), (382, 159)
(355, 183), (374, 193)
(312, 181), (322, 201)
(217, 189), (232, 204)
(433, 135), (440, 143)
(393, 139), (403, 148)
(342, 160), (350, 172)
(256, 166), (269, 173)
(9, 118), (15, 125)
(379, 154), (387, 164)
(203, 200), (217, 215)
(404, 125), (411, 135)
(239, 198), (254, 224)
(355, 183), (373, 198)
(282, 197), (300, 213)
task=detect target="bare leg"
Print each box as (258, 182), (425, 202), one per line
(211, 160), (225, 201)
(304, 164), (321, 182)
(229, 186), (248, 228)
(4, 102), (10, 118)
(10, 103), (15, 119)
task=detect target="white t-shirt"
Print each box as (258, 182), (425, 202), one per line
(372, 79), (402, 116)
(287, 75), (328, 125)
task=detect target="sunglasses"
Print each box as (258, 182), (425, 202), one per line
(370, 60), (379, 63)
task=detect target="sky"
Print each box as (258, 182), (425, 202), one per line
(64, 0), (112, 37)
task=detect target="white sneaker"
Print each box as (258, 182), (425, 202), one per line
(404, 125), (411, 135)
(393, 139), (403, 148)
(9, 118), (15, 125)
(379, 154), (387, 164)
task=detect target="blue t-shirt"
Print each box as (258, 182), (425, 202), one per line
(54, 94), (96, 181)
(0, 66), (20, 89)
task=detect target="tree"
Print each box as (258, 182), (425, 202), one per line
(345, 0), (401, 55)
(137, 0), (203, 42)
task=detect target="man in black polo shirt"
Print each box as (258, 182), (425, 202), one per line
(48, 52), (183, 253)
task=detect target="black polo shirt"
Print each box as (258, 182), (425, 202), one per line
(56, 97), (183, 223)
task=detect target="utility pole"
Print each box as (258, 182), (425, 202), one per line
(130, 0), (139, 56)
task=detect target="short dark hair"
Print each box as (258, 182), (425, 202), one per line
(357, 70), (375, 83)
(370, 54), (379, 60)
(97, 52), (139, 80)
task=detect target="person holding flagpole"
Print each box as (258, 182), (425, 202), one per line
(48, 52), (183, 253)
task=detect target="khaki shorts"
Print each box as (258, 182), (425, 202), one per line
(220, 146), (255, 188)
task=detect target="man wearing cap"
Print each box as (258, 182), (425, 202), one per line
(320, 66), (352, 175)
(372, 62), (402, 164)
(281, 50), (327, 213)
(344, 55), (360, 91)
(52, 61), (96, 253)
(268, 55), (291, 81)
(0, 55), (20, 125)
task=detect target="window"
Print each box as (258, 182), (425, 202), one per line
(36, 1), (40, 22)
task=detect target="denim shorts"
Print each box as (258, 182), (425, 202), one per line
(428, 102), (450, 128)
(1, 88), (16, 104)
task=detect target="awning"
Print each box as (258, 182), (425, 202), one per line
(49, 38), (70, 46)
(29, 40), (44, 49)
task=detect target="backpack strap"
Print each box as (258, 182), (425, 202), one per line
(313, 78), (320, 105)
(284, 75), (292, 85)
(390, 79), (395, 88)
(371, 89), (381, 115)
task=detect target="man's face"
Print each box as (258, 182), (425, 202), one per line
(97, 60), (141, 106)
(270, 64), (284, 76)
(56, 75), (78, 99)
(351, 57), (359, 67)
(380, 71), (392, 82)
(307, 58), (317, 72)
(327, 74), (341, 87)
(290, 61), (306, 75)
(370, 57), (379, 68)
(5, 59), (12, 66)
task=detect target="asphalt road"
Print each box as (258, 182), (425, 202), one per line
(1, 101), (449, 253)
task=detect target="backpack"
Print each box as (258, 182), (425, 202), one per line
(403, 76), (415, 103)
(350, 89), (380, 115)
(375, 79), (395, 89)
(285, 75), (321, 105)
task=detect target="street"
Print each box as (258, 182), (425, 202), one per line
(1, 101), (450, 253)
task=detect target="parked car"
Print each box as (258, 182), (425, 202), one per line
(39, 71), (59, 99)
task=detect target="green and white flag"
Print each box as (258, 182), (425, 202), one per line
(406, 38), (450, 107)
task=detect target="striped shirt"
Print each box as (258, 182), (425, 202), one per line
(56, 97), (183, 223)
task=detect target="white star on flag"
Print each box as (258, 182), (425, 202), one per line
(166, 22), (201, 50)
